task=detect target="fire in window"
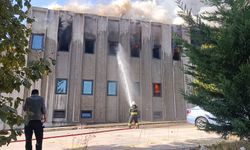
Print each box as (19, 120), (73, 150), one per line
(153, 83), (161, 97)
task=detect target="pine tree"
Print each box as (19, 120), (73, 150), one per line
(177, 0), (250, 140)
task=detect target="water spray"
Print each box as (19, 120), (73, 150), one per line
(117, 44), (133, 106)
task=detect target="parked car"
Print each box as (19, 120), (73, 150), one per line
(186, 106), (217, 129)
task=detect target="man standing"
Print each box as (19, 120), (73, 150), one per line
(128, 101), (139, 129)
(23, 89), (46, 150)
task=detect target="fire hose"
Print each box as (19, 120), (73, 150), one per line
(11, 127), (131, 143)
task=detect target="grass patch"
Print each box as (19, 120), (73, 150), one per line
(206, 141), (250, 150)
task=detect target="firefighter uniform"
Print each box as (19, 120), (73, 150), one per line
(128, 103), (139, 128)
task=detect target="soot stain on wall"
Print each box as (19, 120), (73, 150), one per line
(58, 12), (73, 51)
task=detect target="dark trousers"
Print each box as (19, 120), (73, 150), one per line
(24, 120), (43, 150)
(128, 115), (138, 124)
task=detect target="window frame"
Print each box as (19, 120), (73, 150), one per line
(130, 44), (140, 57)
(133, 82), (140, 96)
(53, 110), (66, 118)
(82, 80), (94, 95)
(108, 41), (119, 56)
(55, 78), (68, 94)
(31, 33), (44, 50)
(153, 111), (163, 120)
(85, 38), (95, 54)
(81, 110), (92, 119)
(152, 45), (161, 59)
(107, 81), (118, 96)
(152, 83), (162, 97)
(57, 15), (73, 52)
(173, 46), (181, 61)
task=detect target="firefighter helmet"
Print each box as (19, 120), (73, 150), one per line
(131, 101), (136, 106)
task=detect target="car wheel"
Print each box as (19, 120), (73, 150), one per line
(195, 117), (208, 130)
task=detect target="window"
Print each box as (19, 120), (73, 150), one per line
(85, 39), (95, 54)
(56, 79), (68, 94)
(83, 80), (93, 95)
(108, 41), (118, 55)
(58, 14), (73, 51)
(31, 34), (44, 50)
(153, 83), (161, 97)
(130, 22), (141, 58)
(133, 82), (140, 96)
(131, 44), (140, 57)
(152, 45), (161, 59)
(107, 81), (117, 96)
(173, 46), (181, 61)
(81, 110), (92, 118)
(53, 110), (65, 118)
(153, 111), (162, 119)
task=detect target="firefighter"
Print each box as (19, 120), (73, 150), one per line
(128, 101), (139, 128)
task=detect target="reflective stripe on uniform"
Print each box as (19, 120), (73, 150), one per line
(130, 112), (138, 115)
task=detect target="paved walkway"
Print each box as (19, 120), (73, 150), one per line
(2, 123), (223, 150)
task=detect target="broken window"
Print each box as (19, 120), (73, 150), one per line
(131, 44), (140, 57)
(58, 13), (73, 52)
(85, 39), (95, 54)
(153, 83), (161, 97)
(31, 34), (44, 50)
(108, 41), (118, 55)
(152, 45), (161, 59)
(152, 25), (161, 59)
(84, 16), (97, 54)
(130, 22), (141, 57)
(81, 110), (92, 118)
(108, 20), (119, 56)
(173, 46), (181, 61)
(53, 110), (65, 118)
(55, 78), (68, 94)
(172, 25), (182, 61)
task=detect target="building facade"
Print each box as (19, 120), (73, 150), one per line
(26, 7), (189, 125)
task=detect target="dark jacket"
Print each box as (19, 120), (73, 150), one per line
(129, 105), (139, 116)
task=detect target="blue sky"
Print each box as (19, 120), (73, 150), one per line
(31, 0), (112, 8)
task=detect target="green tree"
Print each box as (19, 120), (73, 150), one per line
(0, 0), (53, 146)
(177, 0), (250, 140)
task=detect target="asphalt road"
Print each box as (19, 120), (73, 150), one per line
(1, 123), (223, 150)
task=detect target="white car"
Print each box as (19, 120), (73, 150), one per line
(186, 106), (217, 129)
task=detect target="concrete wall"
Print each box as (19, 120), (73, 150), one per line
(23, 7), (189, 125)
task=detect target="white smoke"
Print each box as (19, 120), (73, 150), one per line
(44, 0), (208, 24)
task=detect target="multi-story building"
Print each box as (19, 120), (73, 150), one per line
(25, 6), (189, 125)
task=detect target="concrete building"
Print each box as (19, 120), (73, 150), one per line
(26, 6), (190, 125)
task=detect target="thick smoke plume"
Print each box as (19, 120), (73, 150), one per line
(47, 0), (206, 24)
